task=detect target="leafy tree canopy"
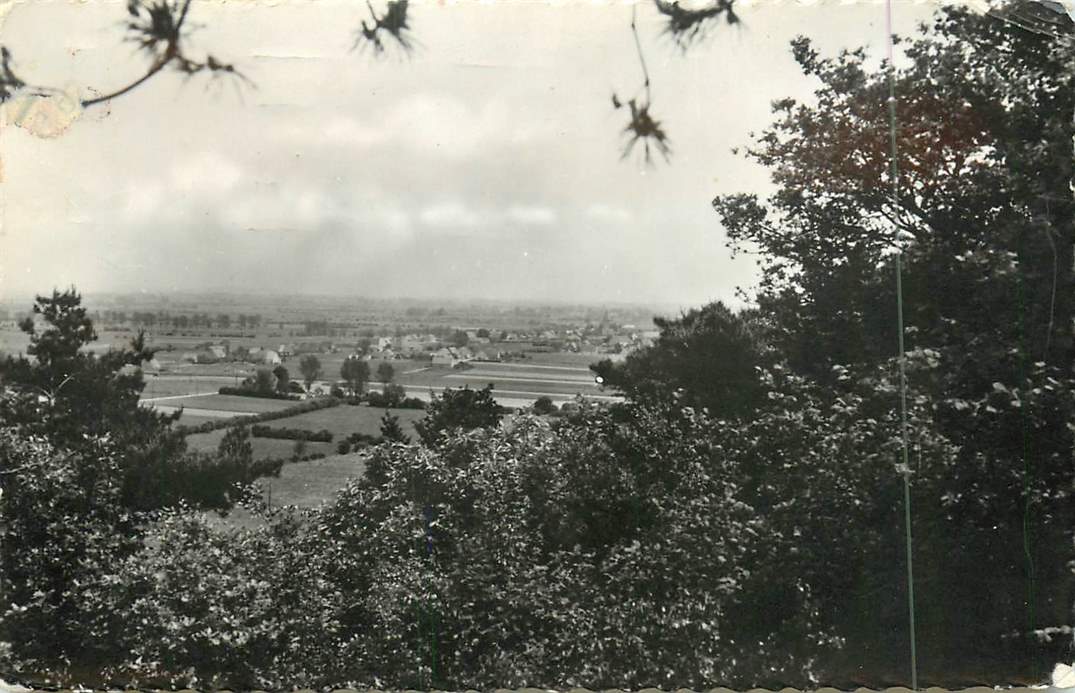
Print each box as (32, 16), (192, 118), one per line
(299, 354), (322, 388)
(591, 301), (769, 420)
(340, 357), (370, 396)
(413, 384), (502, 446)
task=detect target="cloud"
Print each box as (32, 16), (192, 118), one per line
(278, 114), (386, 149)
(170, 151), (243, 196)
(506, 205), (557, 225)
(120, 182), (165, 223)
(419, 201), (483, 228)
(220, 185), (340, 231)
(585, 203), (633, 224)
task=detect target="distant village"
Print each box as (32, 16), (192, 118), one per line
(0, 299), (667, 376)
(165, 323), (662, 370)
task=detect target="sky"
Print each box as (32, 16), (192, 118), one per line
(0, 0), (940, 309)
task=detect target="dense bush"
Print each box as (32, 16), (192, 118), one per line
(0, 430), (142, 676)
(367, 383), (407, 408)
(337, 432), (384, 455)
(531, 396), (557, 415)
(251, 425), (333, 443)
(7, 371), (1074, 688)
(80, 510), (346, 690)
(322, 404), (827, 689)
(364, 392), (389, 407)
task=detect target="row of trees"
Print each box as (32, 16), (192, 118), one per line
(340, 357), (395, 396)
(94, 311), (264, 330)
(226, 356), (397, 396)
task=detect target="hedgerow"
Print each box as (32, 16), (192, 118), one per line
(250, 425), (333, 442)
(216, 387), (299, 400)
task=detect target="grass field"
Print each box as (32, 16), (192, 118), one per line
(392, 362), (612, 405)
(258, 453), (368, 508)
(205, 451), (370, 530)
(141, 375), (238, 399)
(259, 403), (424, 438)
(173, 413), (225, 429)
(184, 427), (335, 458)
(155, 394), (299, 414)
(183, 404), (420, 458)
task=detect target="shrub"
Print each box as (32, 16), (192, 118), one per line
(217, 386), (298, 401)
(251, 425), (333, 443)
(0, 431), (146, 677)
(322, 406), (793, 689)
(344, 432), (383, 450)
(82, 510), (346, 689)
(532, 396), (557, 415)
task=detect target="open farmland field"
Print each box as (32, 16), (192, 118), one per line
(156, 393), (299, 413)
(500, 350), (611, 369)
(184, 427), (335, 459)
(392, 361), (618, 407)
(173, 413), (226, 429)
(204, 452), (370, 530)
(181, 403), (418, 459)
(140, 374), (238, 399)
(149, 394), (301, 423)
(258, 453), (368, 508)
(148, 359), (259, 378)
(259, 403), (424, 439)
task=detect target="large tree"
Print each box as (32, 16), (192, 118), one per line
(591, 301), (769, 420)
(0, 289), (266, 513)
(340, 356), (370, 396)
(714, 9), (1074, 381)
(711, 7), (1075, 681)
(412, 384), (502, 447)
(376, 361), (395, 385)
(299, 354), (322, 390)
(0, 288), (181, 463)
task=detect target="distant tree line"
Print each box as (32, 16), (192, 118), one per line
(93, 310), (264, 331)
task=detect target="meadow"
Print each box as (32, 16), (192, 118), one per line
(257, 403), (424, 438)
(182, 403), (421, 458)
(184, 427), (336, 458)
(156, 394), (298, 414)
(141, 375), (240, 399)
(256, 452), (368, 508)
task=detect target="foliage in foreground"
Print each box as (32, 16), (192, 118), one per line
(8, 348), (1071, 688)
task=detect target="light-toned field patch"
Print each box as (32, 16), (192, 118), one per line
(151, 393), (299, 414)
(140, 375), (236, 399)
